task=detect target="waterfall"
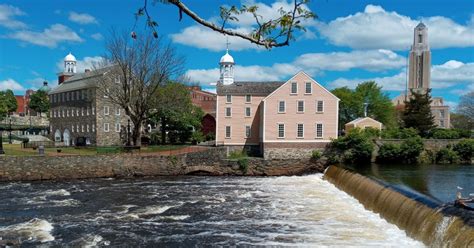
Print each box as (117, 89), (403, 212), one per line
(324, 166), (474, 247)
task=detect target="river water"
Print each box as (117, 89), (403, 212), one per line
(0, 175), (424, 247)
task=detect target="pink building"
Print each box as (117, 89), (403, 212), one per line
(215, 50), (339, 159)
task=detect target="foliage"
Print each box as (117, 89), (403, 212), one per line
(0, 90), (17, 119)
(149, 132), (162, 145)
(381, 128), (419, 139)
(402, 89), (436, 137)
(191, 131), (205, 145)
(376, 143), (402, 163)
(450, 113), (474, 132)
(399, 136), (424, 164)
(329, 128), (374, 164)
(453, 139), (474, 163)
(331, 82), (397, 131)
(205, 132), (216, 141)
(238, 158), (249, 174)
(28, 90), (50, 115)
(457, 91), (474, 120)
(137, 0), (316, 49)
(431, 128), (460, 139)
(228, 150), (248, 159)
(311, 150), (322, 160)
(435, 148), (460, 164)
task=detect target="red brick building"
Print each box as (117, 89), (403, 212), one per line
(189, 86), (216, 136)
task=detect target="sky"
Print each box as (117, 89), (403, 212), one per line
(0, 0), (473, 109)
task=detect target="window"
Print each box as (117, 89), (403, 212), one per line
(297, 123), (304, 138)
(291, 82), (298, 94)
(86, 107), (90, 116)
(245, 95), (251, 103)
(71, 91), (75, 101)
(104, 123), (110, 132)
(316, 101), (324, 113)
(225, 107), (232, 117)
(104, 88), (110, 98)
(278, 101), (286, 113)
(76, 109), (79, 116)
(81, 107), (84, 116)
(226, 95), (232, 103)
(245, 107), (251, 117)
(71, 125), (74, 133)
(245, 125), (251, 138)
(76, 124), (79, 133)
(278, 124), (285, 138)
(440, 110), (445, 118)
(297, 100), (304, 113)
(66, 109), (69, 117)
(62, 109), (65, 117)
(115, 76), (120, 84)
(92, 107), (95, 115)
(76, 91), (80, 100)
(115, 108), (121, 116)
(316, 123), (323, 138)
(71, 109), (74, 117)
(104, 106), (110, 115)
(92, 124), (95, 132)
(225, 126), (231, 138)
(87, 124), (90, 132)
(66, 92), (69, 101)
(305, 82), (312, 94)
(81, 90), (85, 100)
(440, 120), (445, 127)
(81, 125), (84, 133)
(418, 34), (422, 43)
(115, 123), (121, 132)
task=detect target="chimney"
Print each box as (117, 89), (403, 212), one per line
(58, 74), (73, 85)
(85, 69), (91, 73)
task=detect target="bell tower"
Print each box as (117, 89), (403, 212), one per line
(408, 22), (431, 93)
(219, 38), (235, 85)
(58, 52), (77, 85)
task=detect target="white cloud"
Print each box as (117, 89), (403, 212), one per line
(68, 12), (98, 25)
(57, 56), (104, 73)
(316, 4), (474, 50)
(0, 4), (27, 29)
(91, 33), (104, 41)
(8, 24), (83, 48)
(431, 60), (474, 83)
(330, 72), (406, 91)
(186, 49), (405, 84)
(0, 78), (25, 91)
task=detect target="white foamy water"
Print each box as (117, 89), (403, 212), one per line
(0, 218), (54, 243)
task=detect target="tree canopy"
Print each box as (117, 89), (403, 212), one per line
(28, 90), (50, 115)
(402, 89), (435, 137)
(457, 91), (474, 120)
(0, 90), (18, 114)
(134, 0), (316, 49)
(331, 81), (396, 130)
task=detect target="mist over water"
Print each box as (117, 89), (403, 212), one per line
(0, 175), (423, 247)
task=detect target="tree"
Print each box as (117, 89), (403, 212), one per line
(457, 91), (474, 121)
(450, 113), (474, 131)
(2, 90), (17, 114)
(97, 30), (184, 146)
(331, 81), (397, 131)
(134, 0), (316, 49)
(0, 95), (7, 121)
(402, 89), (435, 137)
(150, 82), (204, 144)
(28, 90), (50, 116)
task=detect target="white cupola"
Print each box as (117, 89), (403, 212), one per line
(64, 52), (77, 74)
(219, 37), (235, 85)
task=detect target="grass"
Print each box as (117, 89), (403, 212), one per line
(228, 150), (248, 159)
(140, 145), (188, 153)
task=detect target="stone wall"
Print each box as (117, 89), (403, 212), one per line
(263, 142), (329, 159)
(0, 147), (326, 181)
(377, 139), (463, 150)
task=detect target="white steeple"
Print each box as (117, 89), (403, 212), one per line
(64, 52), (77, 74)
(219, 37), (234, 85)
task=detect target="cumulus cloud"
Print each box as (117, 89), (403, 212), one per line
(68, 12), (98, 25)
(0, 78), (25, 91)
(91, 33), (104, 41)
(56, 56), (104, 73)
(8, 24), (83, 48)
(0, 4), (27, 29)
(186, 49), (405, 84)
(316, 4), (474, 50)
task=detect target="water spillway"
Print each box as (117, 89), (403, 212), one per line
(324, 166), (474, 247)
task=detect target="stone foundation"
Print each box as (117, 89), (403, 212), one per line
(262, 142), (329, 159)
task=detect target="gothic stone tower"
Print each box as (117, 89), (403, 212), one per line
(408, 22), (431, 94)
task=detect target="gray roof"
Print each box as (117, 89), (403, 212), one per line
(49, 66), (112, 95)
(217, 81), (284, 95)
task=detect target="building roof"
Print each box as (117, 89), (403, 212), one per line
(416, 22), (426, 29)
(220, 50), (234, 64)
(217, 81), (284, 95)
(49, 66), (112, 95)
(346, 117), (382, 125)
(64, 52), (76, 62)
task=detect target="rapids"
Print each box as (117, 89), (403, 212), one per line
(0, 175), (423, 247)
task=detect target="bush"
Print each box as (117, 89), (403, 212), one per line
(229, 150), (247, 159)
(329, 128), (374, 164)
(431, 128), (460, 139)
(435, 148), (459, 164)
(376, 143), (402, 163)
(237, 158), (249, 174)
(381, 128), (418, 139)
(363, 127), (381, 138)
(399, 136), (424, 164)
(453, 139), (474, 163)
(205, 132), (216, 141)
(418, 150), (436, 164)
(311, 150), (322, 160)
(191, 131), (205, 145)
(150, 132), (162, 145)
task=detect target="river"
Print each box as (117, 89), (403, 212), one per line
(0, 175), (423, 247)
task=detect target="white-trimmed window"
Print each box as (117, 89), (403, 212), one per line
(81, 107), (84, 116)
(316, 100), (324, 113)
(81, 125), (84, 133)
(92, 124), (95, 132)
(104, 106), (110, 116)
(278, 123), (285, 138)
(66, 109), (69, 117)
(76, 109), (79, 116)
(115, 76), (121, 84)
(226, 95), (232, 103)
(92, 107), (95, 115)
(297, 123), (304, 138)
(297, 100), (304, 113)
(316, 123), (323, 138)
(76, 124), (79, 133)
(87, 124), (90, 132)
(245, 125), (251, 138)
(115, 108), (121, 116)
(86, 107), (90, 116)
(225, 126), (231, 138)
(245, 95), (251, 103)
(225, 107), (232, 117)
(278, 101), (285, 113)
(104, 88), (110, 98)
(291, 82), (298, 94)
(71, 109), (74, 117)
(71, 92), (75, 101)
(71, 125), (74, 133)
(245, 107), (251, 117)
(305, 82), (312, 94)
(53, 110), (56, 118)
(115, 123), (121, 132)
(104, 123), (110, 132)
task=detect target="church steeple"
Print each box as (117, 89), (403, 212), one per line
(219, 37), (235, 85)
(408, 22), (431, 93)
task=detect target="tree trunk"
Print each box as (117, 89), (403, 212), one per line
(131, 118), (142, 146)
(161, 117), (167, 144)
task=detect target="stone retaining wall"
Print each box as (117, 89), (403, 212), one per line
(0, 147), (325, 181)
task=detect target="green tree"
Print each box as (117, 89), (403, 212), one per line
(331, 81), (397, 131)
(0, 95), (7, 121)
(150, 82), (204, 144)
(457, 91), (474, 120)
(28, 90), (50, 116)
(402, 89), (435, 137)
(2, 90), (17, 114)
(450, 113), (474, 131)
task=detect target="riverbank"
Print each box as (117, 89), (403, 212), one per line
(0, 147), (326, 181)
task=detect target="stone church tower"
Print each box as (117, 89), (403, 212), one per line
(408, 22), (431, 93)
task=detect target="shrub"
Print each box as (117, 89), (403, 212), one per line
(363, 127), (381, 138)
(436, 148), (460, 164)
(205, 132), (216, 141)
(399, 136), (424, 164)
(311, 150), (322, 160)
(150, 132), (161, 145)
(418, 150), (436, 164)
(431, 128), (460, 139)
(376, 143), (402, 163)
(229, 150), (247, 159)
(329, 128), (374, 164)
(237, 158), (249, 174)
(381, 128), (418, 139)
(453, 139), (474, 163)
(191, 131), (205, 145)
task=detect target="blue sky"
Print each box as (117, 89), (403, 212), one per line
(0, 0), (473, 109)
